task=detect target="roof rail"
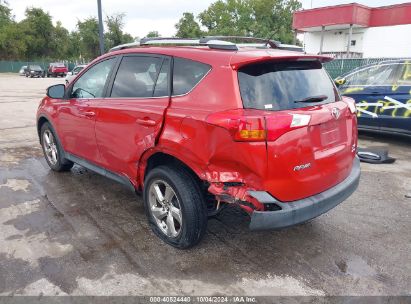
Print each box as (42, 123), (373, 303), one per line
(109, 42), (140, 52)
(140, 37), (238, 50)
(199, 36), (281, 49)
(109, 36), (301, 53)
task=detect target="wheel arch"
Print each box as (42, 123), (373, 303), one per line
(139, 150), (206, 191)
(37, 115), (50, 140)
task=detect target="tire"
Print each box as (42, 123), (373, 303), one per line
(143, 166), (207, 249)
(40, 122), (73, 172)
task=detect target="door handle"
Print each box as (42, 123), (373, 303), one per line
(136, 118), (156, 126)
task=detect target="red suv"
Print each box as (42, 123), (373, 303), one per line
(47, 62), (68, 77)
(37, 37), (360, 248)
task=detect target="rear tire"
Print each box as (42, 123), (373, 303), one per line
(40, 122), (73, 172)
(143, 166), (207, 249)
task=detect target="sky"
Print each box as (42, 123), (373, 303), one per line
(7, 0), (410, 38)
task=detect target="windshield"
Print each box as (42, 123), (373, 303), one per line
(238, 60), (339, 111)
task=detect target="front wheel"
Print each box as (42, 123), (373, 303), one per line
(143, 166), (207, 249)
(40, 122), (73, 171)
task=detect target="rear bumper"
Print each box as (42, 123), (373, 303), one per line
(248, 157), (360, 230)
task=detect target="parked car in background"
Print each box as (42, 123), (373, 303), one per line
(65, 64), (87, 84)
(335, 59), (411, 137)
(47, 63), (68, 77)
(37, 37), (360, 248)
(19, 66), (27, 76)
(25, 65), (45, 78)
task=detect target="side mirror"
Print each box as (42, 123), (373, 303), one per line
(334, 77), (346, 87)
(47, 84), (65, 99)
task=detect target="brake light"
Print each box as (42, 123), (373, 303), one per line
(206, 110), (312, 142)
(206, 111), (266, 142)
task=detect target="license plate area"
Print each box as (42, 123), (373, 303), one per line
(320, 120), (344, 146)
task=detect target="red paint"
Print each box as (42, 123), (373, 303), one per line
(37, 46), (357, 214)
(293, 2), (411, 31)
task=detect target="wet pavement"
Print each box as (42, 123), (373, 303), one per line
(0, 74), (410, 296)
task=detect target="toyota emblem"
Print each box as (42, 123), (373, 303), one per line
(331, 107), (341, 120)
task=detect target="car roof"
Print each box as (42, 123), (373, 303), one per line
(99, 46), (332, 69)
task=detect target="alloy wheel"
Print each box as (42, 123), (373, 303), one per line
(148, 180), (183, 238)
(43, 130), (58, 165)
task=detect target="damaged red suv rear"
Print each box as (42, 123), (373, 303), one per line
(37, 37), (360, 248)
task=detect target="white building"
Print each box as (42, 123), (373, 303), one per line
(293, 2), (411, 58)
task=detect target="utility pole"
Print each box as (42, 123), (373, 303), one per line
(97, 0), (105, 55)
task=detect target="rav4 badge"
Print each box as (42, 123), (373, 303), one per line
(293, 163), (311, 171)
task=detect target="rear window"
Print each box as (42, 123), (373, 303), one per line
(238, 61), (339, 111)
(173, 57), (211, 96)
(30, 65), (42, 70)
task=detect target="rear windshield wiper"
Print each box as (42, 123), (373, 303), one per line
(294, 95), (328, 103)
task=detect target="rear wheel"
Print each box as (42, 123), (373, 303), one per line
(40, 122), (73, 171)
(143, 166), (207, 249)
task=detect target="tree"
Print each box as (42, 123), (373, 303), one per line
(19, 7), (55, 58)
(146, 31), (160, 38)
(0, 0), (12, 28)
(197, 0), (301, 43)
(105, 13), (134, 50)
(175, 12), (202, 38)
(198, 0), (254, 36)
(51, 21), (70, 59)
(250, 0), (301, 43)
(66, 31), (82, 60)
(77, 17), (100, 60)
(0, 22), (26, 60)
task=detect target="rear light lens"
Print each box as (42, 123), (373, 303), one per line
(206, 112), (266, 142)
(206, 110), (312, 142)
(342, 96), (357, 114)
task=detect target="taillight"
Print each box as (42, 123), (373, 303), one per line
(206, 110), (311, 142)
(342, 96), (357, 114)
(206, 111), (266, 142)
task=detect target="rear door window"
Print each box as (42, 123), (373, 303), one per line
(111, 56), (163, 98)
(238, 61), (339, 111)
(172, 57), (211, 96)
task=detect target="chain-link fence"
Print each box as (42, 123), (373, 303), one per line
(324, 58), (411, 79)
(0, 60), (87, 73)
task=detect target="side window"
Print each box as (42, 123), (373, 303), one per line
(172, 57), (211, 96)
(71, 58), (115, 98)
(343, 64), (400, 87)
(397, 62), (411, 85)
(153, 58), (170, 97)
(111, 56), (162, 98)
